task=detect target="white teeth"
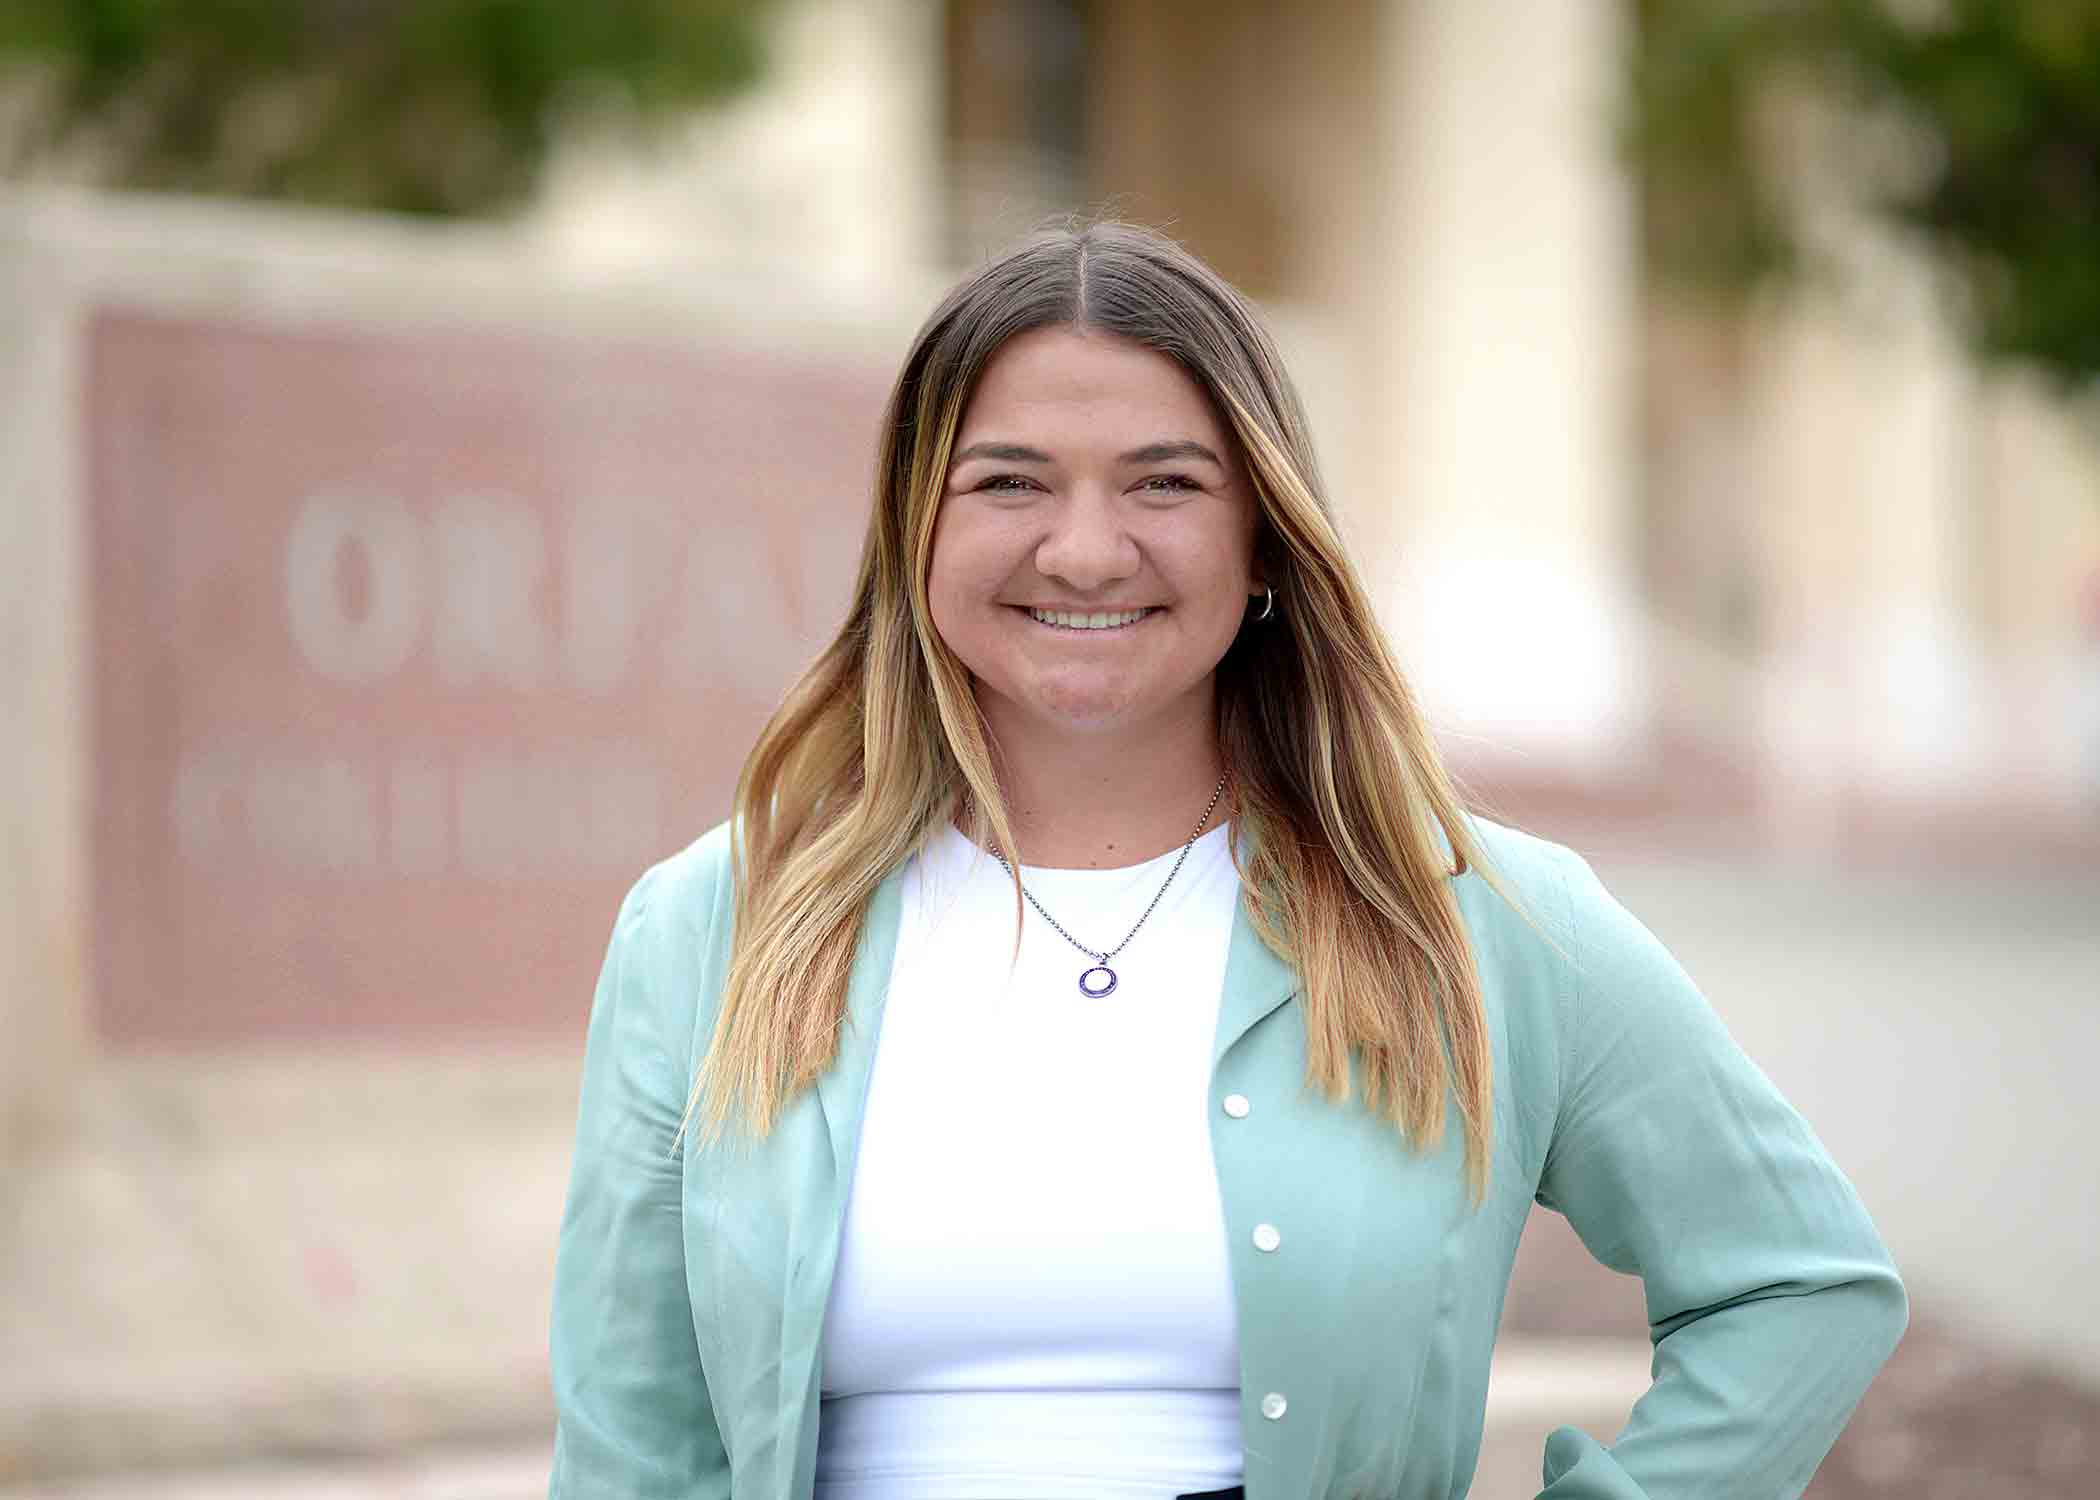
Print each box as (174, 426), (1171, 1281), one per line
(1027, 607), (1151, 630)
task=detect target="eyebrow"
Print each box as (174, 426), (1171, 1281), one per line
(950, 441), (1052, 465)
(949, 438), (1226, 467)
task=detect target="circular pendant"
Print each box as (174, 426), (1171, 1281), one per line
(1078, 964), (1119, 998)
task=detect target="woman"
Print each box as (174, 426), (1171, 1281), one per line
(547, 221), (1906, 1500)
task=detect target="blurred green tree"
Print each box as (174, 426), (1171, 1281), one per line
(1630, 0), (2100, 393)
(0, 0), (777, 217)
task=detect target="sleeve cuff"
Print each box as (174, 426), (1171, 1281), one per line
(1537, 1424), (1650, 1499)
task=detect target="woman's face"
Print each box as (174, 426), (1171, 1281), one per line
(928, 324), (1264, 743)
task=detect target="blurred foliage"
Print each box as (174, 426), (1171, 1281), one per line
(1630, 0), (2100, 391)
(0, 0), (778, 217)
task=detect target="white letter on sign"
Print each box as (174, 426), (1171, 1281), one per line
(285, 489), (423, 682)
(434, 492), (547, 690)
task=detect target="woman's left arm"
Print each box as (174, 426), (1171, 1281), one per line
(1529, 848), (1908, 1500)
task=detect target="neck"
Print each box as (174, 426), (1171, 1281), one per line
(973, 703), (1229, 870)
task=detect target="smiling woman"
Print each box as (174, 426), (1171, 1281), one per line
(547, 221), (1907, 1500)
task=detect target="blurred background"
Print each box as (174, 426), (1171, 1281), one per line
(1, 1), (2095, 1496)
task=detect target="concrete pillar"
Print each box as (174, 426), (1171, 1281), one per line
(1373, 0), (1644, 772)
(1746, 164), (1994, 852)
(0, 202), (92, 1167)
(1084, 0), (1383, 562)
(1849, 295), (1981, 799)
(1978, 372), (2100, 807)
(530, 0), (946, 289)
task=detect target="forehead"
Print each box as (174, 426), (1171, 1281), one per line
(957, 325), (1227, 442)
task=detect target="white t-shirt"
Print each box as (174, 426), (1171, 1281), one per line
(814, 819), (1246, 1500)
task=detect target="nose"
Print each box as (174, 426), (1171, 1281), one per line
(1033, 490), (1140, 594)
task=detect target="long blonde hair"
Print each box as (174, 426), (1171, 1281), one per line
(685, 221), (1502, 1197)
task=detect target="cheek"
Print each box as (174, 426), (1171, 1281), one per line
(1178, 544), (1257, 660)
(926, 520), (1002, 648)
(925, 565), (962, 656)
(1176, 532), (1255, 614)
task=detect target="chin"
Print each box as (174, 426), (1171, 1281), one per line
(985, 677), (1145, 733)
(1023, 696), (1139, 732)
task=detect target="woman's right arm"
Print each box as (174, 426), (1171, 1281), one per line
(548, 863), (731, 1499)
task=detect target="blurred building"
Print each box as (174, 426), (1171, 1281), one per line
(2, 0), (2096, 1483)
(536, 0), (2100, 853)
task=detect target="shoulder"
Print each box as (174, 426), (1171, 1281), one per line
(1447, 816), (1737, 1160)
(624, 818), (736, 922)
(1458, 813), (1733, 1078)
(602, 818), (740, 980)
(1458, 813), (1585, 891)
(580, 820), (743, 1078)
(1436, 814), (1586, 1047)
(1445, 812), (1717, 1042)
(1454, 811), (1693, 986)
(1455, 812), (1687, 953)
(1446, 812), (1588, 952)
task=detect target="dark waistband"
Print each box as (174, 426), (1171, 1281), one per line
(1176, 1489), (1245, 1500)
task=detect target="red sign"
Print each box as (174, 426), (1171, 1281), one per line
(87, 309), (888, 1046)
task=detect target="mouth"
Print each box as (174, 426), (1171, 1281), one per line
(1019, 605), (1158, 632)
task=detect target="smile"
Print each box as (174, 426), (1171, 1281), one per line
(1024, 606), (1156, 631)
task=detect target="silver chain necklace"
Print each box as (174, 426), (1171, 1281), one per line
(990, 773), (1228, 998)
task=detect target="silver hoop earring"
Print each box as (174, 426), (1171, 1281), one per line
(1256, 585), (1275, 622)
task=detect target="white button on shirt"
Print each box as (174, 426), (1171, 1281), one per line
(1222, 1093), (1250, 1118)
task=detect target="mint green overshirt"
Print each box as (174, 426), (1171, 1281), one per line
(547, 816), (1906, 1499)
